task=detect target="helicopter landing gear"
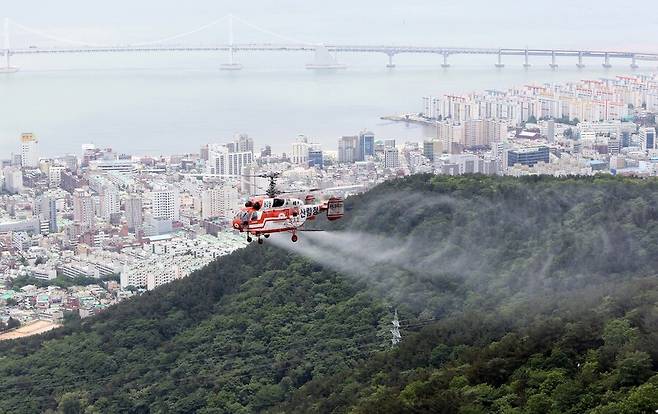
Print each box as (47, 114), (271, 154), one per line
(291, 234), (298, 243)
(258, 237), (264, 245)
(264, 234), (270, 238)
(246, 235), (253, 243)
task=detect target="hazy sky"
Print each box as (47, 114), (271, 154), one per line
(4, 0), (658, 51)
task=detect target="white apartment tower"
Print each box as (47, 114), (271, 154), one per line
(291, 135), (310, 165)
(208, 144), (254, 177)
(73, 189), (95, 232)
(48, 165), (65, 188)
(99, 187), (120, 220)
(124, 196), (143, 232)
(384, 147), (400, 169)
(20, 133), (39, 168)
(151, 189), (180, 221)
(39, 194), (58, 233)
(3, 167), (23, 194)
(201, 186), (240, 220)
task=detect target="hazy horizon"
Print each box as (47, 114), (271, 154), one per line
(2, 1), (657, 157)
(4, 0), (658, 51)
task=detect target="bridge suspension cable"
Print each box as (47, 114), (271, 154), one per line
(130, 15), (230, 46)
(6, 15), (316, 49)
(9, 19), (110, 47)
(231, 14), (317, 46)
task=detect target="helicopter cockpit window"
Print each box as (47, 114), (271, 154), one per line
(251, 211), (260, 221)
(273, 198), (285, 208)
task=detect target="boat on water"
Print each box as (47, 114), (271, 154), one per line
(220, 63), (243, 71)
(305, 63), (348, 70)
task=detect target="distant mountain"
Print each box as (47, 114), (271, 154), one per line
(1, 175), (658, 413)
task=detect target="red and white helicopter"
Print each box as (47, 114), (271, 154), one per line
(232, 172), (344, 244)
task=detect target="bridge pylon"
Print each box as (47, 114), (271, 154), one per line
(549, 50), (558, 70)
(1, 18), (18, 73)
(386, 53), (395, 68)
(220, 14), (242, 70)
(441, 52), (450, 68)
(602, 52), (612, 69)
(630, 55), (639, 70)
(494, 49), (504, 68)
(576, 52), (585, 69)
(523, 49), (531, 68)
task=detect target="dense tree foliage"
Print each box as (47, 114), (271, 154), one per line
(8, 274), (120, 290)
(1, 175), (658, 413)
(0, 246), (386, 413)
(0, 317), (21, 332)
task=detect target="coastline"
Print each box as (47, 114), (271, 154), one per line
(380, 113), (437, 127)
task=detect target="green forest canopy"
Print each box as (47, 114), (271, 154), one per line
(1, 174), (658, 413)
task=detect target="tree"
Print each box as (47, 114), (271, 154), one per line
(525, 393), (552, 414)
(430, 343), (451, 367)
(6, 317), (20, 330)
(615, 351), (653, 387)
(602, 319), (636, 353)
(57, 392), (89, 414)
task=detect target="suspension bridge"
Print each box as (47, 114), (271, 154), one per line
(2, 15), (658, 73)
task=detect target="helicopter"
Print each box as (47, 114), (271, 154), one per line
(232, 172), (344, 244)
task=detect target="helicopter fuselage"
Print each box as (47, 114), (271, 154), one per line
(231, 195), (343, 242)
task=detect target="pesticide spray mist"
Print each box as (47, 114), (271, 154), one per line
(268, 229), (462, 315)
(265, 188), (593, 317)
(270, 230), (411, 278)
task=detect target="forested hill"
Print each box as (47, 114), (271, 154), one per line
(2, 175), (658, 413)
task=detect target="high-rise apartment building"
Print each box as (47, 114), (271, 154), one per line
(150, 189), (180, 222)
(201, 186), (240, 220)
(73, 189), (95, 232)
(208, 144), (254, 177)
(39, 194), (58, 233)
(384, 147), (400, 169)
(423, 139), (444, 161)
(3, 167), (23, 194)
(639, 127), (656, 151)
(235, 134), (254, 153)
(291, 135), (310, 165)
(124, 195), (143, 232)
(48, 165), (66, 188)
(338, 136), (359, 163)
(358, 130), (375, 161)
(260, 145), (272, 158)
(546, 119), (556, 143)
(20, 133), (39, 168)
(99, 187), (120, 220)
(308, 149), (324, 168)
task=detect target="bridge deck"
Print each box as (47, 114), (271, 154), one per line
(5, 44), (658, 61)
